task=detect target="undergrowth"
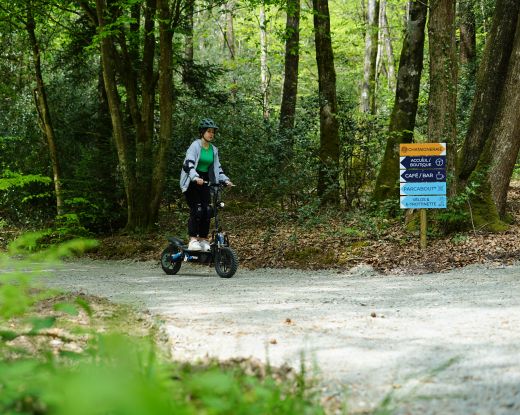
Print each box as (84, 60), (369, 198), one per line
(0, 233), (328, 415)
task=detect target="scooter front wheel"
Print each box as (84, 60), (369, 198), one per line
(214, 246), (238, 278)
(161, 245), (182, 275)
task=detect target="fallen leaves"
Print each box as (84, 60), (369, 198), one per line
(86, 183), (520, 275)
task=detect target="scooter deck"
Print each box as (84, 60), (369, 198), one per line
(183, 249), (213, 264)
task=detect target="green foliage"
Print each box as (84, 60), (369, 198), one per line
(2, 0), (506, 235)
(0, 333), (326, 415)
(435, 184), (476, 231)
(0, 234), (98, 324)
(338, 107), (387, 208)
(0, 170), (52, 191)
(0, 170), (54, 226)
(0, 234), (325, 415)
(513, 161), (520, 180)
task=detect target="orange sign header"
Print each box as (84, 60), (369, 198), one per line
(400, 143), (446, 156)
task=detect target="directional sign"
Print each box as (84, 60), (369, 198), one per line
(400, 169), (446, 182)
(400, 182), (447, 196)
(400, 196), (447, 209)
(400, 143), (446, 156)
(400, 156), (446, 170)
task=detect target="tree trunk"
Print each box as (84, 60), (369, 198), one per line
(94, 0), (181, 232)
(458, 0), (520, 183)
(459, 0), (476, 65)
(259, 2), (269, 120)
(96, 0), (136, 228)
(224, 1), (237, 99)
(381, 0), (395, 91)
(457, 0), (477, 130)
(151, 0), (175, 224)
(372, 0), (428, 202)
(279, 0), (300, 151)
(479, 0), (488, 34)
(313, 0), (340, 205)
(488, 31), (520, 217)
(26, 9), (64, 216)
(360, 0), (379, 114)
(376, 1), (384, 88)
(225, 1), (236, 59)
(469, 11), (520, 227)
(428, 0), (457, 195)
(182, 0), (195, 85)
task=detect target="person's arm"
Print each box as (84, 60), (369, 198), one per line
(215, 150), (233, 186)
(183, 142), (201, 183)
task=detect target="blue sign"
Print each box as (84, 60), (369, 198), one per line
(400, 169), (446, 182)
(400, 182), (447, 196)
(400, 196), (447, 209)
(400, 156), (446, 170)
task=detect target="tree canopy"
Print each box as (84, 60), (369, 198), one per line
(0, 0), (518, 234)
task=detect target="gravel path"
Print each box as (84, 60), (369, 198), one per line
(42, 259), (520, 414)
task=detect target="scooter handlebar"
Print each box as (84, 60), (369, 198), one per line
(202, 181), (234, 187)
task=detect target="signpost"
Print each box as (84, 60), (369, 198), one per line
(400, 143), (447, 249)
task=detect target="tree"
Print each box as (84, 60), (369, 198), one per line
(182, 0), (194, 85)
(87, 0), (180, 232)
(26, 3), (64, 215)
(465, 9), (520, 228)
(486, 24), (520, 218)
(313, 0), (340, 205)
(259, 1), (269, 119)
(377, 0), (396, 91)
(457, 0), (520, 183)
(278, 0), (300, 153)
(1, 0), (65, 215)
(459, 0), (476, 67)
(224, 1), (237, 99)
(360, 0), (379, 114)
(457, 0), (477, 145)
(372, 0), (428, 202)
(428, 0), (457, 194)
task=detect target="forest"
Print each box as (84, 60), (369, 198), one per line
(0, 0), (519, 238)
(1, 1), (520, 413)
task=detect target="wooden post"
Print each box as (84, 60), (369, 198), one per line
(420, 208), (427, 249)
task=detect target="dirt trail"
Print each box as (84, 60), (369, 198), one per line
(44, 259), (520, 414)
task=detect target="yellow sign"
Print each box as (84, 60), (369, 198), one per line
(400, 143), (446, 156)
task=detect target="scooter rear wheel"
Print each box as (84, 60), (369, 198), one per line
(161, 245), (182, 275)
(214, 246), (238, 278)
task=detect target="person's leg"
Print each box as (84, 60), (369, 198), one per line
(197, 183), (212, 251)
(184, 183), (203, 250)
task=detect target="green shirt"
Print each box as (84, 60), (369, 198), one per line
(197, 144), (214, 173)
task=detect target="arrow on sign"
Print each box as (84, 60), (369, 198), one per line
(399, 156), (446, 170)
(400, 169), (446, 182)
(400, 143), (446, 156)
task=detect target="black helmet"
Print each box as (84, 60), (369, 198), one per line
(198, 118), (219, 131)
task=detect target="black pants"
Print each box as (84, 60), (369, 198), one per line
(184, 171), (211, 238)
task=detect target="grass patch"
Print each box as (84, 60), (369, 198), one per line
(1, 237), (329, 415)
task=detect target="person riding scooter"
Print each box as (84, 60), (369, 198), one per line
(179, 118), (233, 252)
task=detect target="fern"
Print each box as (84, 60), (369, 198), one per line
(0, 169), (51, 191)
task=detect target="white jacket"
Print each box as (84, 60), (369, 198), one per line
(179, 139), (230, 192)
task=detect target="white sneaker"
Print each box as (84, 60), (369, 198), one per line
(199, 240), (211, 252)
(188, 240), (202, 251)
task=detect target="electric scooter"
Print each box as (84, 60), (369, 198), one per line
(160, 182), (238, 278)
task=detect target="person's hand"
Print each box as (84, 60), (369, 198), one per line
(195, 177), (204, 185)
(225, 181), (235, 187)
